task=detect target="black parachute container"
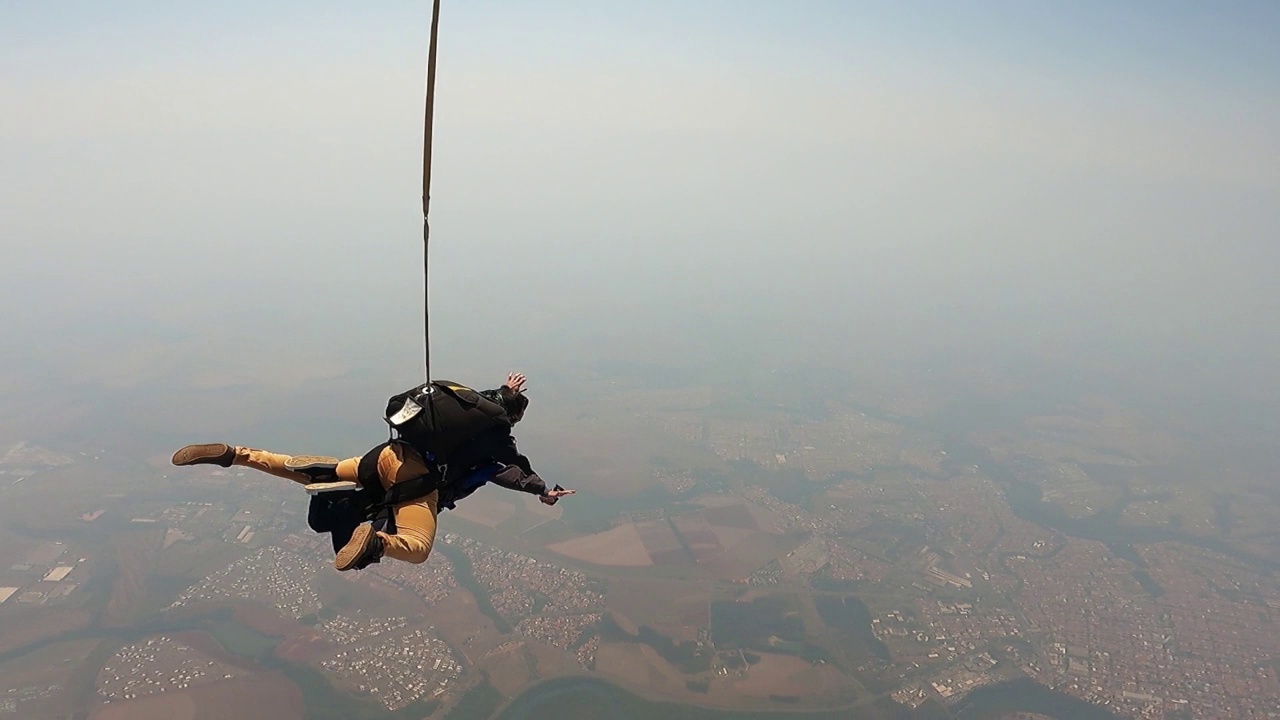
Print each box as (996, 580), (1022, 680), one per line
(384, 381), (510, 464)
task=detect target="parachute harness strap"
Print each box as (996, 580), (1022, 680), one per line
(422, 0), (441, 385)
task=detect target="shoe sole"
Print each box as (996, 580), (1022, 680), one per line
(306, 481), (361, 495)
(334, 524), (376, 571)
(284, 455), (340, 473)
(172, 444), (232, 466)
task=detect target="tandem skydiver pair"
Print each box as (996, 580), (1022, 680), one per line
(171, 372), (575, 571)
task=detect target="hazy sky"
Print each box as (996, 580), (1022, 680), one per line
(3, 1), (1279, 442)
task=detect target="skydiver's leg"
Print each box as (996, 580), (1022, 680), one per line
(333, 443), (440, 570)
(238, 448), (366, 485)
(172, 443), (359, 486)
(233, 447), (317, 484)
(384, 492), (439, 564)
(373, 443), (438, 564)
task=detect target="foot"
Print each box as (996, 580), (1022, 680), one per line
(334, 523), (384, 571)
(172, 443), (236, 468)
(284, 455), (340, 480)
(305, 480), (361, 495)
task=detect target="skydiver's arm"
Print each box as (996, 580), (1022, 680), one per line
(488, 460), (547, 497)
(482, 373), (526, 401)
(485, 433), (547, 495)
(489, 462), (573, 505)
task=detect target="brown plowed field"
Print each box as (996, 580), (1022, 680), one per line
(637, 520), (687, 565)
(547, 522), (653, 566)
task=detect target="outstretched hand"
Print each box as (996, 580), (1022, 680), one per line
(539, 488), (576, 505)
(504, 372), (527, 395)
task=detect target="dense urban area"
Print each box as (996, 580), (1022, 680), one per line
(1, 382), (1278, 720)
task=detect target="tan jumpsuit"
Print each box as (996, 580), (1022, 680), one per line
(233, 444), (437, 564)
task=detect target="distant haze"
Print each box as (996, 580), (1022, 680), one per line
(3, 1), (1278, 446)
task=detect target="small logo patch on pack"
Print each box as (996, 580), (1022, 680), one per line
(388, 395), (423, 426)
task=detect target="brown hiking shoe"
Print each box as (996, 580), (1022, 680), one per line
(171, 443), (236, 468)
(284, 455), (340, 480)
(334, 523), (385, 571)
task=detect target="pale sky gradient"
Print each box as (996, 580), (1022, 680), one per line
(2, 1), (1279, 445)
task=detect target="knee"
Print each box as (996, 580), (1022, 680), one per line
(398, 534), (433, 564)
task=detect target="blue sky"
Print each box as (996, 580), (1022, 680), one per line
(2, 1), (1278, 407)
